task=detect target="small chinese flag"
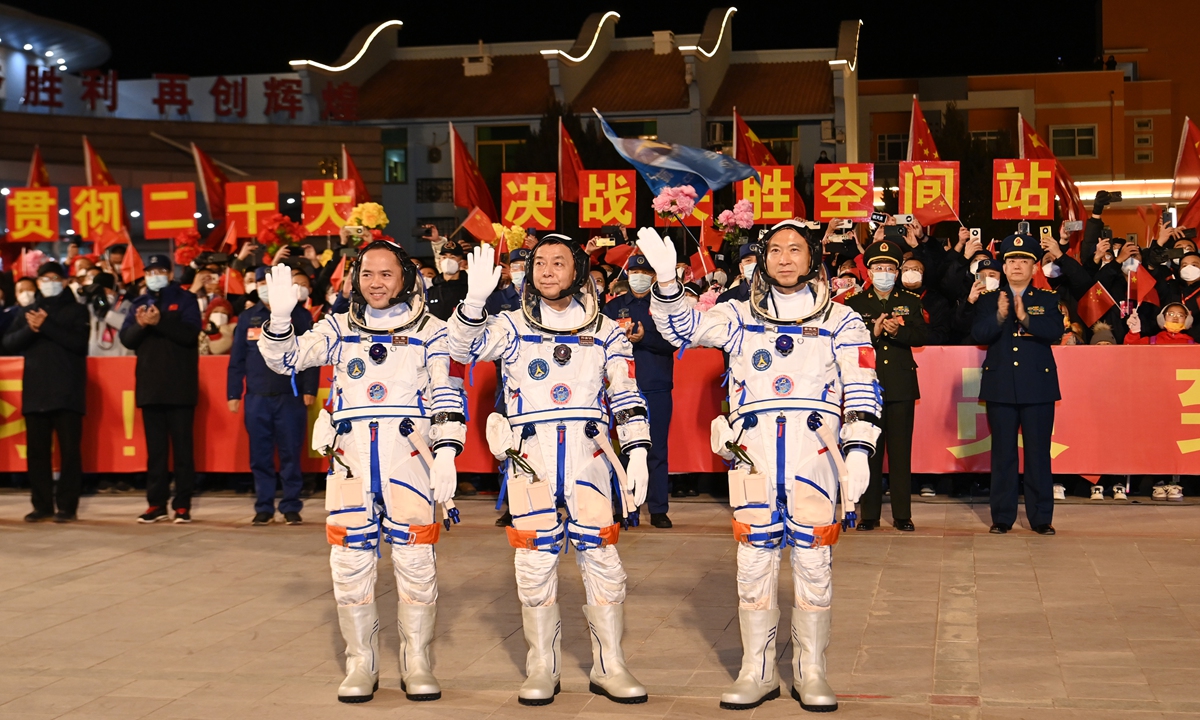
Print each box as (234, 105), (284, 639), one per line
(450, 122), (498, 219)
(1129, 263), (1160, 306)
(462, 207), (495, 244)
(907, 96), (940, 161)
(192, 142), (229, 222)
(329, 256), (348, 294)
(342, 144), (372, 203)
(218, 220), (238, 252)
(27, 146), (50, 187)
(94, 225), (130, 256)
(1032, 263), (1052, 291)
(734, 108), (778, 166)
(700, 222), (724, 252)
(604, 244), (634, 267)
(916, 192), (957, 226)
(689, 246), (713, 279)
(222, 266), (245, 296)
(559, 118), (586, 204)
(82, 136), (117, 186)
(120, 242), (145, 285)
(1077, 282), (1116, 327)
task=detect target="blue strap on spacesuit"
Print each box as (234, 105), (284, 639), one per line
(342, 335), (426, 346)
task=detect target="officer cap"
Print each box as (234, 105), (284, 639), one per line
(254, 266), (269, 282)
(146, 254), (172, 271)
(440, 240), (467, 258)
(1000, 233), (1042, 261)
(509, 248), (530, 264)
(862, 240), (904, 267)
(739, 242), (762, 260)
(628, 254), (652, 272)
(975, 257), (1000, 273)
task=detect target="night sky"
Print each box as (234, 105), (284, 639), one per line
(14, 0), (1100, 81)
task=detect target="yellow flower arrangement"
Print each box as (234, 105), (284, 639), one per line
(349, 202), (389, 229)
(504, 224), (526, 251)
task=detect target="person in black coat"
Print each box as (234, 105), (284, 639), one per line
(426, 240), (469, 320)
(119, 254), (202, 524)
(3, 262), (90, 522)
(972, 234), (1063, 535)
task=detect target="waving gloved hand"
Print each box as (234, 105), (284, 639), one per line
(430, 447), (458, 504)
(626, 447), (650, 508)
(265, 264), (299, 332)
(635, 228), (679, 285)
(845, 449), (870, 504)
(463, 244), (502, 316)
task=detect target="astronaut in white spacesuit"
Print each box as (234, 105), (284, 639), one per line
(447, 235), (650, 706)
(637, 220), (882, 712)
(260, 239), (464, 704)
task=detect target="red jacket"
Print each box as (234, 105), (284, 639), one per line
(1125, 330), (1196, 345)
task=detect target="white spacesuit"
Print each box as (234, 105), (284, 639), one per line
(259, 241), (464, 705)
(446, 237), (651, 706)
(638, 220), (882, 712)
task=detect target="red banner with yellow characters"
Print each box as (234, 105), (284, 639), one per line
(899, 161), (960, 225)
(993, 159), (1055, 220)
(70, 185), (123, 241)
(813, 163), (874, 222)
(735, 166), (795, 224)
(302, 179), (356, 235)
(501, 172), (556, 231)
(225, 181), (279, 237)
(578, 170), (636, 229)
(653, 191), (713, 228)
(5, 187), (59, 242)
(141, 182), (197, 239)
(0, 348), (1195, 475)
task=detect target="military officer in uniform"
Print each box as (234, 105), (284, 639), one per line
(972, 233), (1062, 535)
(845, 240), (927, 531)
(603, 254), (677, 528)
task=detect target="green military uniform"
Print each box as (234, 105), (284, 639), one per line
(845, 240), (928, 529)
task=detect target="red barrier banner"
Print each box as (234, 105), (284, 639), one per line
(0, 347), (1194, 475)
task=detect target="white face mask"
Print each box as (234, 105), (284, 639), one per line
(209, 313), (228, 327)
(628, 273), (654, 294)
(16, 291), (36, 307)
(1180, 265), (1200, 283)
(441, 258), (460, 275)
(38, 279), (64, 298)
(327, 293), (338, 306)
(145, 274), (169, 292)
(511, 270), (526, 288)
(969, 260), (981, 275)
(257, 283), (269, 305)
(871, 271), (897, 293)
(742, 262), (756, 280)
(712, 270), (728, 287)
(423, 276), (434, 290)
(1043, 261), (1062, 279)
(901, 270), (922, 287)
(1122, 257), (1140, 274)
(295, 286), (310, 303)
(676, 267), (686, 280)
(984, 276), (1001, 292)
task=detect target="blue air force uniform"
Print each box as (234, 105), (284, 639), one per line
(227, 290), (319, 516)
(603, 255), (675, 515)
(971, 234), (1062, 532)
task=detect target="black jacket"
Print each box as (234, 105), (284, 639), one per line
(426, 274), (467, 321)
(3, 291), (90, 414)
(972, 285), (1062, 404)
(845, 287), (927, 402)
(119, 283), (202, 407)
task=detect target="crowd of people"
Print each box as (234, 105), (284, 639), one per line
(5, 189), (1196, 525)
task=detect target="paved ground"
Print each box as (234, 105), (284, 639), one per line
(1, 493), (1198, 720)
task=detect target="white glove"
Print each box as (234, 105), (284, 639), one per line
(430, 447), (458, 504)
(1126, 311), (1141, 335)
(265, 264), (299, 332)
(626, 447), (649, 508)
(485, 412), (514, 460)
(845, 449), (870, 505)
(464, 243), (502, 316)
(710, 416), (736, 460)
(635, 227), (679, 284)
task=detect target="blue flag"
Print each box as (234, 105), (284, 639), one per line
(594, 109), (759, 200)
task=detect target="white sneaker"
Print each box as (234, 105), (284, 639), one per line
(1113, 484), (1127, 500)
(1090, 485), (1105, 500)
(1167, 485), (1184, 502)
(1053, 484), (1066, 501)
(920, 485), (935, 497)
(1152, 484), (1168, 501)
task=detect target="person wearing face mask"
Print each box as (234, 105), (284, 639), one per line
(3, 262), (90, 523)
(85, 273), (133, 357)
(845, 241), (927, 532)
(425, 240), (469, 321)
(486, 249), (528, 315)
(899, 257), (951, 345)
(716, 242), (761, 304)
(0, 279), (33, 340)
(198, 296), (236, 356)
(227, 267), (318, 526)
(972, 233), (1063, 536)
(603, 254), (679, 528)
(120, 255), (203, 524)
(952, 258), (1003, 343)
(1124, 302), (1195, 345)
(1160, 251), (1200, 342)
(1091, 237), (1161, 344)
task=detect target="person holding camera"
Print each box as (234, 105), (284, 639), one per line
(4, 262), (90, 523)
(84, 272), (132, 357)
(971, 233), (1062, 535)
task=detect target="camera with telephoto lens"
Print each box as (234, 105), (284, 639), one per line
(1093, 190), (1122, 214)
(83, 282), (112, 315)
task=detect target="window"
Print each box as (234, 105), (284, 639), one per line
(971, 130), (1003, 154)
(382, 129), (407, 184)
(1134, 118), (1153, 132)
(877, 134), (908, 162)
(476, 125), (531, 200)
(1134, 150), (1154, 164)
(1134, 134), (1153, 148)
(605, 119), (658, 140)
(1049, 125), (1097, 158)
(415, 178), (454, 204)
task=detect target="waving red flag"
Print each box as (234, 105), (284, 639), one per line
(342, 144), (372, 203)
(27, 146), (50, 187)
(1020, 114), (1087, 253)
(450, 122), (498, 219)
(559, 118), (586, 204)
(1129, 263), (1159, 306)
(120, 241), (145, 285)
(1078, 282), (1116, 327)
(734, 108), (778, 166)
(1173, 118), (1200, 227)
(82, 136), (117, 186)
(191, 143), (229, 222)
(907, 96), (940, 161)
(222, 266), (245, 296)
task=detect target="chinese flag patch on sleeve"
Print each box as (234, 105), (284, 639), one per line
(858, 347), (876, 369)
(626, 359), (636, 379)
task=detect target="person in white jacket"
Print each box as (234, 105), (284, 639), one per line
(637, 220), (882, 712)
(258, 238), (465, 705)
(446, 235), (650, 707)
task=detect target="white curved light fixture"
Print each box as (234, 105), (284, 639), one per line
(678, 7), (736, 59)
(289, 20), (403, 73)
(540, 11), (620, 62)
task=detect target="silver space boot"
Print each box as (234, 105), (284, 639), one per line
(396, 602), (441, 701)
(336, 604), (380, 703)
(720, 608), (781, 710)
(518, 605), (562, 706)
(583, 604), (647, 704)
(790, 607), (838, 712)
